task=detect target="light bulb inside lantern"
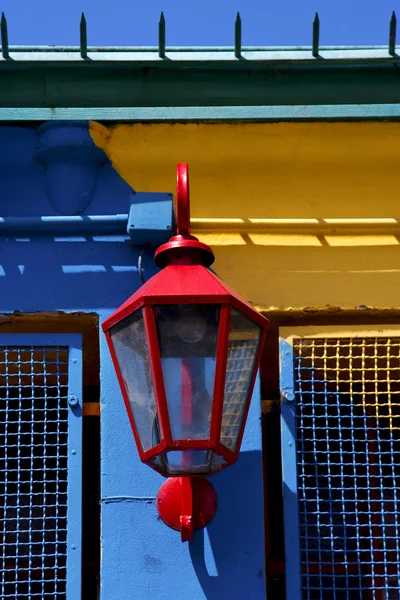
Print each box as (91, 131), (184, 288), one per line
(175, 307), (207, 344)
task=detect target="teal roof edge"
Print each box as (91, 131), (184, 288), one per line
(0, 44), (400, 122)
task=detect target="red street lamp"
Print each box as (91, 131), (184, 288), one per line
(102, 164), (269, 542)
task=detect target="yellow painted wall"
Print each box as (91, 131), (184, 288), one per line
(90, 122), (400, 312)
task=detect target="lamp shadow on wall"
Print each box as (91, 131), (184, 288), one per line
(189, 450), (266, 599)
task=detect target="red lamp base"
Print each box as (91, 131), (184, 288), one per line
(156, 476), (218, 542)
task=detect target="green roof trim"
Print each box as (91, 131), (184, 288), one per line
(0, 46), (399, 121)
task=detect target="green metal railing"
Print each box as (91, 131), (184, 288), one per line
(0, 10), (398, 61)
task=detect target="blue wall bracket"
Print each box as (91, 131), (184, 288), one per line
(127, 191), (174, 246)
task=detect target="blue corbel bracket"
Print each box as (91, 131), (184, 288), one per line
(127, 191), (174, 246)
(35, 122), (108, 216)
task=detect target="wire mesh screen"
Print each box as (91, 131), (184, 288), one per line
(294, 336), (400, 600)
(0, 346), (69, 599)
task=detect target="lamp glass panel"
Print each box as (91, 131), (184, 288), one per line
(220, 309), (261, 452)
(154, 304), (220, 441)
(147, 450), (227, 476)
(212, 453), (228, 469)
(166, 450), (212, 475)
(146, 454), (168, 476)
(109, 310), (160, 452)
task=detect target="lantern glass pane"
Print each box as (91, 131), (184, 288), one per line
(166, 450), (212, 475)
(154, 304), (220, 441)
(146, 454), (168, 476)
(109, 310), (160, 452)
(220, 309), (261, 452)
(212, 453), (227, 468)
(147, 450), (227, 476)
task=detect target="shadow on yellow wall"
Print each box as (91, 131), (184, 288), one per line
(90, 122), (400, 311)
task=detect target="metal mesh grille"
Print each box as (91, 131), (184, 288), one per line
(221, 336), (259, 451)
(0, 346), (69, 599)
(295, 337), (400, 600)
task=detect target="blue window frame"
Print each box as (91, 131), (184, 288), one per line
(0, 334), (82, 600)
(280, 327), (400, 600)
(280, 336), (302, 600)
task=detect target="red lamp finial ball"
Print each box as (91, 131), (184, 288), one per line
(102, 163), (269, 542)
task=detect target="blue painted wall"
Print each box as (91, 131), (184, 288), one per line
(0, 122), (266, 600)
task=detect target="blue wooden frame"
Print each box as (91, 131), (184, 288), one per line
(0, 333), (83, 600)
(279, 336), (301, 600)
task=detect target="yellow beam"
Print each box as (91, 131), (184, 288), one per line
(90, 122), (400, 311)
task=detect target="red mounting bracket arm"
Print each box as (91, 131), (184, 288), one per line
(154, 162), (215, 267)
(176, 163), (191, 236)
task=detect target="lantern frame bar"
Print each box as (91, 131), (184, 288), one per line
(142, 305), (173, 450)
(214, 442), (236, 463)
(141, 443), (166, 461)
(210, 304), (231, 447)
(169, 440), (211, 449)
